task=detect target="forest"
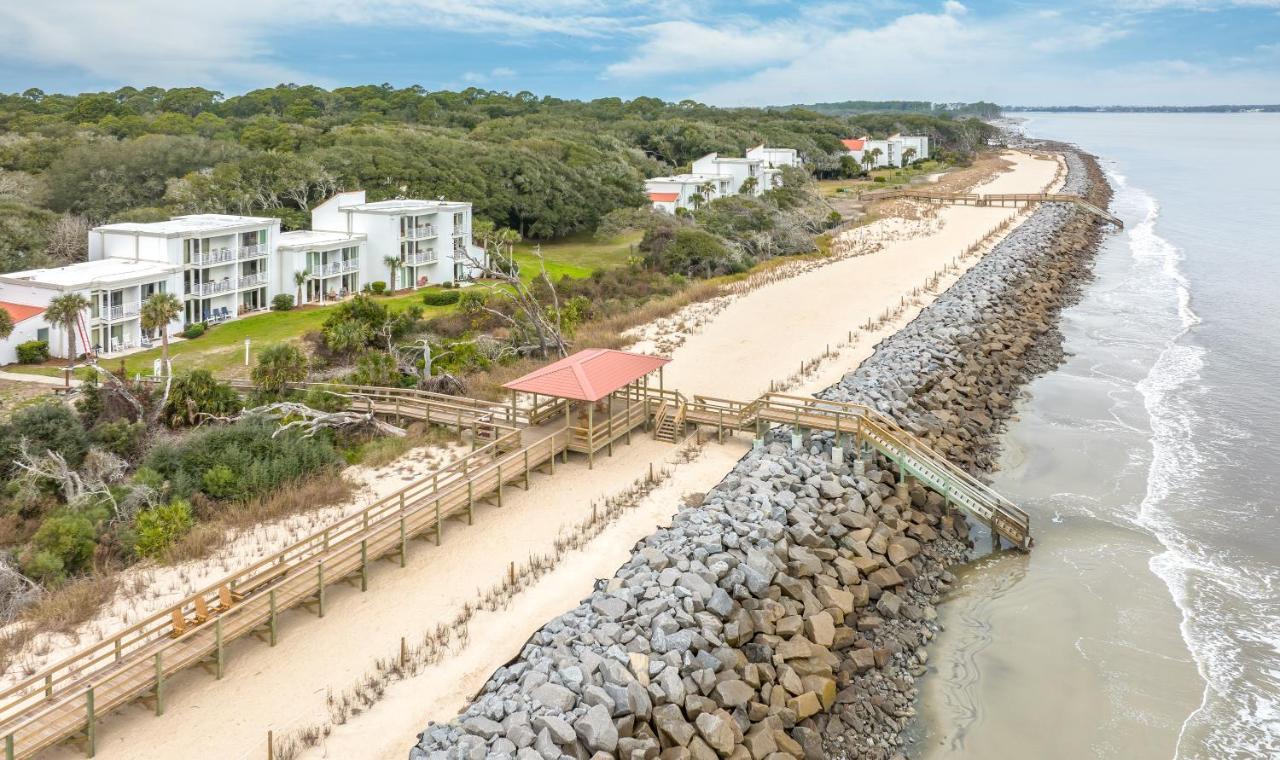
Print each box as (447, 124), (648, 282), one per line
(0, 84), (998, 274)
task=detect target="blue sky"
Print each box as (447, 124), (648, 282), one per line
(0, 0), (1277, 105)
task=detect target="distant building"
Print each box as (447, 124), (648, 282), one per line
(311, 191), (487, 288)
(646, 144), (800, 213)
(843, 134), (930, 169)
(276, 230), (366, 304)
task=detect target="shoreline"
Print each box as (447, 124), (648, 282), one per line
(410, 146), (1115, 758)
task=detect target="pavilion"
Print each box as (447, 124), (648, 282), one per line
(503, 348), (670, 468)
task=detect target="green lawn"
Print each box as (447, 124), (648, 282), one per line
(510, 231), (641, 282)
(818, 160), (948, 198)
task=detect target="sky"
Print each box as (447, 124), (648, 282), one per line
(0, 0), (1277, 106)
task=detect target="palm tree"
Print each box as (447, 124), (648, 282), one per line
(901, 147), (918, 168)
(383, 255), (401, 292)
(294, 270), (308, 305)
(0, 306), (13, 341)
(140, 291), (183, 375)
(868, 147), (883, 170)
(44, 292), (90, 368)
(860, 153), (874, 176)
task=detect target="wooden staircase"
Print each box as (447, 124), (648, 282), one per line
(652, 401), (681, 442)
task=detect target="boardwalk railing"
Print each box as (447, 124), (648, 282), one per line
(859, 189), (1122, 227)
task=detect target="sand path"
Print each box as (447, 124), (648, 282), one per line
(39, 150), (1062, 760)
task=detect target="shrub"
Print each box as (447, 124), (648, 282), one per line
(134, 500), (194, 559)
(322, 318), (372, 357)
(271, 294), (295, 311)
(22, 510), (98, 583)
(90, 420), (147, 460)
(873, 176), (887, 183)
(181, 322), (206, 339)
(458, 290), (487, 314)
(162, 369), (241, 428)
(349, 350), (402, 387)
(301, 384), (351, 413)
(142, 418), (342, 503)
(369, 281), (387, 295)
(201, 464), (241, 500)
(0, 401), (90, 478)
(422, 289), (461, 306)
(251, 343), (307, 395)
(656, 228), (732, 278)
(16, 340), (49, 364)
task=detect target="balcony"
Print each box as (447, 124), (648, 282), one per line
(237, 272), (268, 289)
(310, 260), (360, 278)
(185, 280), (234, 297)
(190, 248), (236, 267)
(237, 243), (268, 261)
(402, 225), (437, 241)
(104, 302), (141, 321)
(403, 250), (438, 266)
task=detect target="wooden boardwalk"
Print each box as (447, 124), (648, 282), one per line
(860, 188), (1123, 228)
(0, 383), (1029, 758)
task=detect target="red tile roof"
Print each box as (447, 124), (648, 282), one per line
(0, 301), (45, 325)
(504, 349), (670, 402)
(841, 139), (865, 151)
(648, 192), (680, 203)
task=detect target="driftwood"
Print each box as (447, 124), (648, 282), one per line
(11, 444), (132, 520)
(199, 401), (407, 439)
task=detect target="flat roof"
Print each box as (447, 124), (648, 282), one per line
(343, 199), (471, 215)
(277, 230), (367, 251)
(645, 173), (732, 185)
(0, 258), (181, 289)
(503, 349), (669, 403)
(93, 214), (276, 237)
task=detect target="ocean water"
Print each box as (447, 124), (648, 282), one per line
(916, 113), (1280, 759)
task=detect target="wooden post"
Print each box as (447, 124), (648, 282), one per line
(269, 590), (278, 646)
(114, 638), (121, 662)
(215, 618), (225, 679)
(466, 481), (474, 524)
(267, 730), (274, 760)
(587, 403), (594, 470)
(45, 674), (52, 700)
(85, 686), (95, 757)
(510, 389), (518, 425)
(360, 539), (368, 591)
(154, 653), (165, 715)
(399, 515), (407, 567)
(497, 462), (503, 507)
(317, 561), (326, 617)
(607, 398), (614, 457)
(400, 637), (408, 668)
(523, 449), (530, 489)
(6, 733), (14, 760)
(435, 498), (443, 545)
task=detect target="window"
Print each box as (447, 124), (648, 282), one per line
(37, 327), (49, 343)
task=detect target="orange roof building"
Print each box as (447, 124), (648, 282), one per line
(0, 301), (46, 325)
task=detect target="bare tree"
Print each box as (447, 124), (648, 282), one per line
(455, 230), (569, 359)
(44, 214), (90, 266)
(200, 401), (407, 439)
(12, 444), (130, 520)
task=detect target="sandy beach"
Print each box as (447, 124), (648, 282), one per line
(32, 149), (1066, 760)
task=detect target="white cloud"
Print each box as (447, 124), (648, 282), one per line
(604, 20), (811, 78)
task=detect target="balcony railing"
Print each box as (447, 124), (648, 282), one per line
(185, 280), (234, 297)
(237, 243), (268, 260)
(237, 273), (268, 289)
(402, 225), (437, 240)
(190, 248), (236, 267)
(104, 302), (141, 321)
(404, 250), (438, 265)
(310, 260), (360, 278)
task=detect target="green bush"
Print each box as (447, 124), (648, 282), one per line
(201, 464), (241, 499)
(421, 289), (461, 306)
(142, 418), (341, 503)
(349, 350), (402, 387)
(134, 500), (194, 559)
(458, 290), (487, 314)
(16, 339), (49, 364)
(271, 294), (295, 311)
(251, 343), (307, 395)
(0, 401), (90, 479)
(162, 369), (241, 428)
(22, 510), (98, 583)
(301, 384), (351, 413)
(90, 420), (147, 459)
(181, 322), (206, 339)
(369, 281), (387, 295)
(873, 176), (887, 183)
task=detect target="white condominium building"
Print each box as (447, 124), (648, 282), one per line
(89, 214), (281, 327)
(646, 144), (800, 213)
(311, 191), (487, 289)
(843, 134), (930, 168)
(0, 258), (182, 361)
(276, 230), (366, 305)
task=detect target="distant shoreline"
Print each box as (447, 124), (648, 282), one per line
(1003, 105), (1280, 113)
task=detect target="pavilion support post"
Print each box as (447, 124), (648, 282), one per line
(154, 653), (165, 716)
(607, 397), (614, 457)
(269, 590), (278, 645)
(659, 366), (664, 393)
(85, 686), (95, 758)
(643, 375), (650, 432)
(626, 385), (633, 445)
(563, 404), (571, 463)
(510, 390), (518, 425)
(588, 404), (595, 470)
